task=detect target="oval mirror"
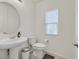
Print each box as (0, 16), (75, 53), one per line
(0, 2), (20, 38)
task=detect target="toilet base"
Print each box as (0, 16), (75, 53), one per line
(33, 50), (45, 59)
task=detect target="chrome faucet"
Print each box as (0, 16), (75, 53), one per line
(17, 32), (21, 38)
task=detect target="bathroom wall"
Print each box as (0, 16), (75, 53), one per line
(35, 0), (75, 59)
(75, 0), (78, 59)
(19, 0), (36, 36)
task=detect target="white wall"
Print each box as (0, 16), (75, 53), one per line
(18, 0), (36, 36)
(35, 0), (75, 59)
(75, 0), (78, 59)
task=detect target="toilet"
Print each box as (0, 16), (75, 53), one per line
(32, 43), (46, 59)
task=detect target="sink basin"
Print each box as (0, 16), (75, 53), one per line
(0, 37), (27, 49)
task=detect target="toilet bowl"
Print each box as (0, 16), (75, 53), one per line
(32, 43), (46, 59)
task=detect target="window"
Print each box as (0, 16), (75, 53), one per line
(45, 9), (58, 35)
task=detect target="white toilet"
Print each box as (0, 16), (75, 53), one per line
(32, 43), (46, 59)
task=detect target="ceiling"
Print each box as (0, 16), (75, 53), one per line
(32, 0), (43, 3)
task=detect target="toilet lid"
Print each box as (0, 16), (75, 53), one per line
(33, 43), (45, 48)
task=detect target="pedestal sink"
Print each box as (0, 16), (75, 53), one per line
(0, 2), (23, 59)
(0, 37), (27, 49)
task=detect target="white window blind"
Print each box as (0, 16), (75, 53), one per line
(45, 9), (58, 35)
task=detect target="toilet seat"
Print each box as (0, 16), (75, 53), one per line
(33, 43), (45, 48)
(32, 43), (46, 50)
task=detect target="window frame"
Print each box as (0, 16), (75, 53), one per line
(45, 9), (59, 36)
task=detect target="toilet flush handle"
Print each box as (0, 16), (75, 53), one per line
(44, 39), (49, 44)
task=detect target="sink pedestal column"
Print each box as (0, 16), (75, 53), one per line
(0, 49), (8, 59)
